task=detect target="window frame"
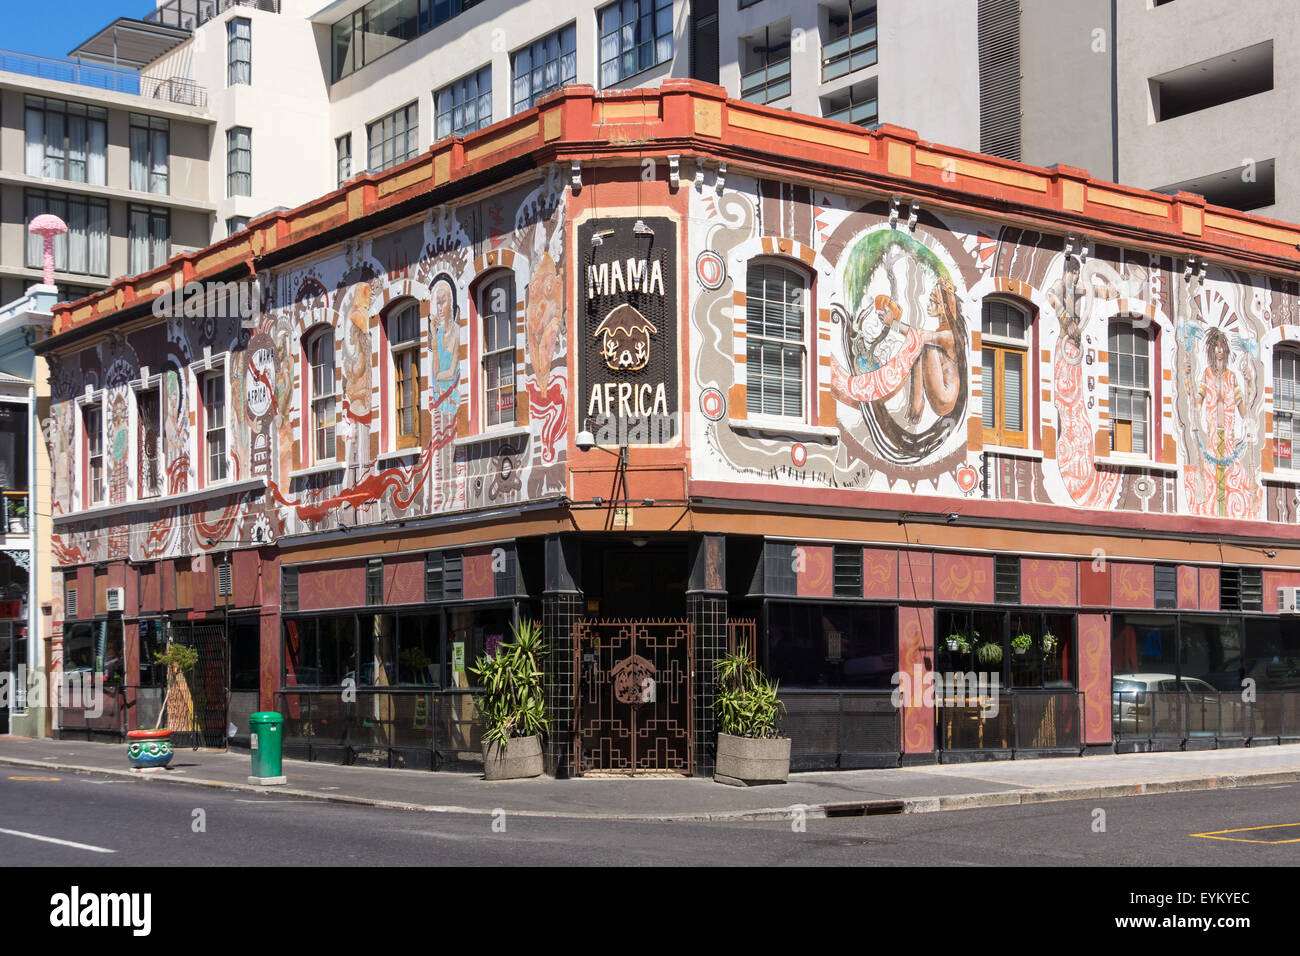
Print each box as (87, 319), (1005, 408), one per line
(129, 113), (170, 195)
(597, 0), (674, 88)
(435, 65), (493, 140)
(477, 272), (517, 431)
(740, 22), (793, 105)
(335, 133), (352, 186)
(1273, 344), (1300, 470)
(386, 300), (423, 449)
(24, 95), (108, 185)
(510, 23), (578, 114)
(366, 102), (419, 173)
(127, 204), (171, 275)
(200, 368), (228, 486)
(24, 189), (109, 278)
(305, 326), (339, 465)
(981, 297), (1032, 450)
(744, 258), (809, 422)
(83, 401), (104, 507)
(227, 16), (252, 86)
(1108, 318), (1154, 458)
(226, 126), (252, 197)
(821, 0), (879, 83)
(134, 378), (164, 500)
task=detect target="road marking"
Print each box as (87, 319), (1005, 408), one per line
(1191, 822), (1300, 844)
(0, 826), (115, 854)
(8, 776), (60, 781)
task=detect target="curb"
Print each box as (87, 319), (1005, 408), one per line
(1, 754), (1297, 823)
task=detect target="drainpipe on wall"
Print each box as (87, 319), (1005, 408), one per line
(26, 382), (40, 738)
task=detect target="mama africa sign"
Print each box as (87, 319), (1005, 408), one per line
(579, 217), (678, 445)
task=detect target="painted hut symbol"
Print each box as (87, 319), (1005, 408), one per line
(594, 303), (658, 371)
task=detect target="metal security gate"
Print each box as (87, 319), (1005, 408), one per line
(574, 619), (693, 775)
(171, 621), (229, 749)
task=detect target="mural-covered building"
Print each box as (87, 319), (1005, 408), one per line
(37, 82), (1300, 774)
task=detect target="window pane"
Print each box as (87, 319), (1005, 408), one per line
(982, 348), (996, 428)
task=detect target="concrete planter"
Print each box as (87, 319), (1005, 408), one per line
(126, 729), (174, 770)
(482, 734), (544, 781)
(714, 732), (791, 786)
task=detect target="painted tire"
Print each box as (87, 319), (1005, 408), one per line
(126, 732), (174, 769)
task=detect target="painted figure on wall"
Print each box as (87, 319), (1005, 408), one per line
(430, 274), (461, 428)
(1187, 327), (1256, 517)
(525, 251), (566, 463)
(340, 276), (374, 469)
(831, 228), (968, 464)
(1047, 255), (1122, 508)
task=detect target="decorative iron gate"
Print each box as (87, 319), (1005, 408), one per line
(171, 621), (229, 749)
(574, 619), (693, 775)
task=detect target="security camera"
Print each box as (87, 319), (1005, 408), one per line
(575, 429), (596, 452)
(946, 512), (959, 524)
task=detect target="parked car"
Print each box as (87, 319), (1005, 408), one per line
(1112, 673), (1218, 735)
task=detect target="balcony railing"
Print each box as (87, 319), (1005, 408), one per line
(822, 23), (878, 82)
(0, 49), (207, 108)
(740, 57), (791, 105)
(824, 98), (878, 128)
(146, 0), (280, 31)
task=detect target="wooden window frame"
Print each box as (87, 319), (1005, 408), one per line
(306, 327), (338, 464)
(1108, 319), (1152, 457)
(202, 370), (227, 484)
(479, 272), (516, 431)
(981, 298), (1031, 449)
(745, 259), (809, 422)
(387, 300), (422, 449)
(84, 402), (104, 507)
(1274, 345), (1300, 469)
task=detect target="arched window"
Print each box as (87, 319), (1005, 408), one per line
(981, 298), (1030, 448)
(386, 301), (421, 448)
(1274, 345), (1300, 468)
(746, 261), (806, 419)
(479, 272), (515, 428)
(1108, 318), (1151, 456)
(305, 327), (337, 463)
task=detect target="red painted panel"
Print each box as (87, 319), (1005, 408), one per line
(899, 605), (934, 754)
(232, 549), (260, 608)
(1177, 565), (1199, 610)
(862, 548), (897, 600)
(1262, 570), (1300, 613)
(160, 562), (176, 612)
(383, 555), (424, 605)
(260, 609), (280, 713)
(462, 547), (495, 600)
(933, 552), (994, 604)
(1079, 560), (1110, 606)
(797, 545), (833, 598)
(139, 564), (160, 613)
(298, 560), (365, 611)
(192, 560), (215, 613)
(107, 561), (125, 591)
(1111, 563), (1154, 609)
(899, 552), (933, 602)
(1077, 613), (1112, 745)
(1020, 558), (1078, 607)
(123, 564), (139, 618)
(1198, 567), (1220, 612)
(76, 565), (93, 619)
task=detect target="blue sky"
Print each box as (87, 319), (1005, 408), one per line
(2, 2), (154, 61)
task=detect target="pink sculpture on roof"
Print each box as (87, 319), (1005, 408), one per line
(28, 214), (68, 286)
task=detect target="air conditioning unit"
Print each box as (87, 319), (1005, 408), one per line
(106, 587), (125, 613)
(1279, 587), (1300, 615)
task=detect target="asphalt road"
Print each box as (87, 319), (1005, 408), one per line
(1, 770), (1298, 867)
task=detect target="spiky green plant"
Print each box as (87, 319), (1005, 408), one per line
(469, 618), (551, 748)
(715, 651), (785, 739)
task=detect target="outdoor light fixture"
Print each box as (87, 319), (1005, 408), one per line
(946, 512), (959, 523)
(633, 219), (655, 237)
(592, 496), (604, 506)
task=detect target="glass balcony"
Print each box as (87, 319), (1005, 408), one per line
(821, 24), (878, 83)
(740, 57), (791, 105)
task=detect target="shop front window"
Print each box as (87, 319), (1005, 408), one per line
(447, 605), (512, 687)
(1110, 613), (1177, 684)
(1242, 617), (1300, 691)
(766, 602), (897, 688)
(397, 613), (440, 686)
(1179, 615), (1244, 691)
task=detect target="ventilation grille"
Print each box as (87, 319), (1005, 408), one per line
(1154, 564), (1177, 609)
(995, 555), (1020, 603)
(1221, 567), (1241, 611)
(1241, 567), (1263, 612)
(978, 0), (1022, 161)
(282, 567), (298, 612)
(216, 563), (232, 597)
(65, 586), (77, 619)
(425, 551), (464, 602)
(366, 558), (382, 605)
(833, 546), (862, 598)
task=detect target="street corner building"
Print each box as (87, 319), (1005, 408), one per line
(35, 82), (1300, 778)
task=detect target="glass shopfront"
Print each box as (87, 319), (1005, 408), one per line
(764, 601), (897, 688)
(936, 607), (1077, 687)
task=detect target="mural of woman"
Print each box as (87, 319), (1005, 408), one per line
(429, 274), (461, 428)
(905, 278), (962, 424)
(1048, 255), (1121, 509)
(1188, 327), (1255, 517)
(341, 278), (374, 468)
(524, 252), (566, 463)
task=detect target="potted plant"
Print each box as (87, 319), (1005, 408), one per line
(8, 500), (26, 534)
(975, 639), (1003, 667)
(126, 641), (198, 770)
(1041, 631), (1059, 655)
(1011, 633), (1033, 656)
(714, 651), (789, 786)
(945, 632), (970, 654)
(470, 618), (549, 781)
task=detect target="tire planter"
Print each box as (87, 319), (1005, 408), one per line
(714, 732), (791, 786)
(482, 734), (544, 781)
(126, 729), (174, 770)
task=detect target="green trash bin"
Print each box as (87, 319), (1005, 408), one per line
(248, 711), (285, 784)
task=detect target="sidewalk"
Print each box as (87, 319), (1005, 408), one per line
(2, 736), (1299, 822)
